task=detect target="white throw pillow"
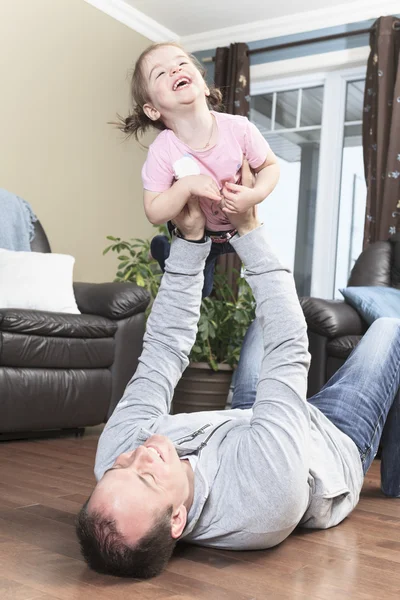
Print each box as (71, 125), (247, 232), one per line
(0, 249), (80, 314)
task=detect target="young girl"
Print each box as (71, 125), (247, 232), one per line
(117, 42), (280, 296)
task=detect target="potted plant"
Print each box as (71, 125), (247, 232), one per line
(104, 229), (255, 413)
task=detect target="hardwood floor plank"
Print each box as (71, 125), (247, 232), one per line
(0, 484), (87, 513)
(0, 453), (95, 483)
(157, 569), (255, 600)
(2, 441), (95, 467)
(167, 555), (306, 600)
(0, 578), (46, 600)
(0, 464), (94, 497)
(19, 505), (77, 527)
(0, 526), (80, 563)
(0, 471), (88, 499)
(59, 494), (90, 504)
(356, 498), (400, 517)
(0, 543), (174, 600)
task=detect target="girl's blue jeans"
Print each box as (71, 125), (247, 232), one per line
(232, 317), (400, 497)
(151, 234), (235, 298)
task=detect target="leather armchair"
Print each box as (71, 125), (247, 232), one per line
(0, 220), (150, 439)
(301, 236), (399, 397)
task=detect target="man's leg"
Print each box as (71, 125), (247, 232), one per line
(231, 319), (263, 409)
(308, 318), (400, 495)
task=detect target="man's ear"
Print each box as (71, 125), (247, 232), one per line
(170, 505), (187, 539)
(205, 85), (210, 97)
(143, 103), (161, 122)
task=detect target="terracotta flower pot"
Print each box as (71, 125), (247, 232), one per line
(172, 362), (233, 414)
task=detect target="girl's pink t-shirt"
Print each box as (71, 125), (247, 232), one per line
(142, 111), (270, 232)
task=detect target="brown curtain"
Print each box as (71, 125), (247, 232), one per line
(213, 43), (250, 295)
(363, 16), (400, 246)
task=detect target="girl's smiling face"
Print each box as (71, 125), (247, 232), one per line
(142, 45), (210, 123)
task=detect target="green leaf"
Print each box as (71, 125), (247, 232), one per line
(210, 357), (219, 372)
(123, 268), (134, 281)
(136, 273), (145, 287)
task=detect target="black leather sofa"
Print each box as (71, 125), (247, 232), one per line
(0, 220), (150, 439)
(301, 234), (400, 398)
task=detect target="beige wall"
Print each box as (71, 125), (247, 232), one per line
(0, 0), (154, 282)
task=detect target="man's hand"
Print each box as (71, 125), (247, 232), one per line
(225, 205), (260, 237)
(240, 157), (255, 189)
(173, 197), (206, 241)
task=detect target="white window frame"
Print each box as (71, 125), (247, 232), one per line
(250, 65), (366, 299)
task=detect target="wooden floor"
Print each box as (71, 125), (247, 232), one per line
(1, 428), (400, 600)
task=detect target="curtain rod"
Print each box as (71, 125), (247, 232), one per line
(201, 28), (372, 63)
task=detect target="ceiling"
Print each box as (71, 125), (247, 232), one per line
(85, 0), (398, 53)
(125, 0), (378, 37)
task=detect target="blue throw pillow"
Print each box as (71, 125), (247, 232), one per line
(340, 286), (400, 325)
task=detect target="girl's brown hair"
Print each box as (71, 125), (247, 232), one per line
(115, 42), (223, 141)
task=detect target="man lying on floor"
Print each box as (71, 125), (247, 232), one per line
(76, 197), (400, 579)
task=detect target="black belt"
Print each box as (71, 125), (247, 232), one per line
(205, 229), (237, 243)
(168, 221), (236, 243)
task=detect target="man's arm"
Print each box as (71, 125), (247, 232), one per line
(95, 201), (208, 476)
(228, 211), (311, 523)
(231, 225), (310, 423)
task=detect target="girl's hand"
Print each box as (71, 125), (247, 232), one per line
(221, 183), (260, 214)
(183, 175), (222, 202)
(222, 160), (259, 234)
(221, 159), (258, 214)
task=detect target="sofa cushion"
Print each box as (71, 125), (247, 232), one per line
(300, 297), (365, 338)
(0, 367), (111, 432)
(74, 282), (150, 320)
(340, 286), (400, 325)
(0, 332), (115, 368)
(0, 248), (80, 314)
(347, 241), (392, 287)
(0, 309), (117, 338)
(327, 335), (362, 358)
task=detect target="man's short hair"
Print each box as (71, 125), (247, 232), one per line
(76, 499), (176, 579)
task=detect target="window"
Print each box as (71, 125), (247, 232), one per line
(251, 85), (323, 295)
(251, 67), (366, 298)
